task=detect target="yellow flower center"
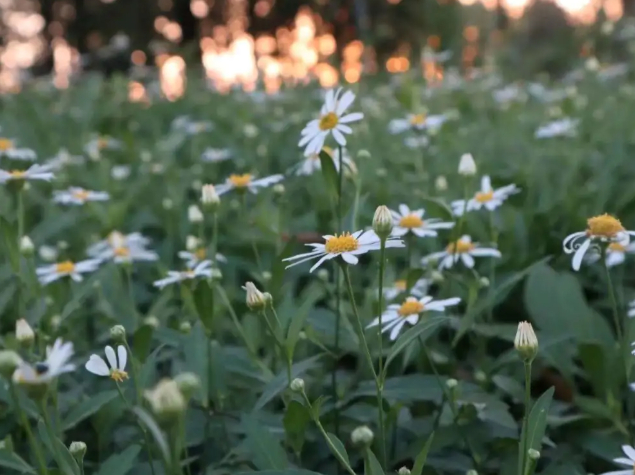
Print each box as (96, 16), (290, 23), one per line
(319, 112), (339, 131)
(0, 138), (14, 151)
(55, 261), (76, 274)
(97, 137), (109, 150)
(586, 214), (624, 238)
(110, 369), (128, 383)
(474, 190), (494, 203)
(398, 298), (424, 316)
(195, 248), (206, 260)
(394, 279), (406, 291)
(609, 242), (626, 252)
(114, 247), (130, 257)
(229, 173), (252, 188)
(9, 170), (26, 179)
(72, 189), (90, 201)
(324, 232), (359, 254)
(410, 114), (426, 126)
(182, 270), (195, 278)
(399, 214), (424, 229)
(446, 239), (475, 255)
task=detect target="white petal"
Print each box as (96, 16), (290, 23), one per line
(85, 355), (109, 376)
(481, 175), (492, 192)
(117, 345), (127, 371)
(389, 320), (406, 341)
(339, 112), (364, 124)
(622, 445), (635, 462)
(399, 204), (410, 216)
(105, 346), (117, 369)
(341, 253), (359, 265)
(572, 238), (591, 271)
(470, 248), (502, 258)
(335, 90), (355, 115)
(461, 254), (475, 268)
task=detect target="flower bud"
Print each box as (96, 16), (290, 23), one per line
(479, 277), (490, 288)
(210, 268), (223, 281)
(351, 425), (374, 446)
(174, 372), (201, 400)
(162, 198), (173, 210)
(110, 325), (126, 343)
(69, 441), (87, 460)
(186, 235), (200, 251)
(372, 205), (393, 240)
(38, 245), (58, 262)
(179, 321), (192, 334)
(143, 316), (160, 329)
(188, 205), (203, 223)
(262, 271), (272, 282)
(15, 319), (34, 348)
(290, 378), (305, 392)
(317, 268), (329, 281)
(430, 270), (444, 283)
(242, 282), (267, 311)
(514, 321), (538, 362)
(458, 153), (476, 176)
(357, 149), (371, 160)
(446, 378), (458, 389)
(144, 379), (187, 423)
(201, 184), (220, 209)
(0, 350), (22, 379)
(398, 468), (411, 475)
(19, 236), (34, 255)
(466, 470), (478, 475)
(527, 449), (540, 460)
(273, 184), (285, 195)
(435, 175), (448, 191)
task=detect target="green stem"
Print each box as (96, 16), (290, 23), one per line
(241, 193), (263, 272)
(333, 145), (345, 446)
(342, 264), (377, 380)
(17, 189), (24, 241)
(211, 212), (218, 266)
(123, 265), (139, 323)
(452, 179), (471, 263)
(376, 240), (387, 469)
(519, 361), (532, 475)
(603, 248), (623, 343)
(10, 384), (48, 475)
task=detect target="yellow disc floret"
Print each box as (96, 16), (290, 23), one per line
(474, 190), (494, 203)
(398, 297), (424, 316)
(110, 369), (128, 383)
(325, 232), (359, 254)
(399, 214), (424, 229)
(55, 261), (76, 274)
(394, 279), (407, 291)
(409, 114), (426, 126)
(113, 247), (130, 257)
(9, 170), (26, 179)
(319, 112), (339, 131)
(609, 242), (626, 252)
(195, 248), (206, 260)
(229, 174), (252, 188)
(72, 189), (90, 201)
(446, 239), (475, 255)
(0, 138), (14, 151)
(586, 214), (624, 238)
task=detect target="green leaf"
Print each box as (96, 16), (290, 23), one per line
(384, 316), (446, 373)
(183, 321), (209, 403)
(62, 390), (118, 430)
(132, 406), (171, 467)
(242, 415), (289, 470)
(285, 285), (323, 358)
(253, 355), (322, 411)
(410, 432), (435, 475)
(325, 432), (350, 468)
(236, 471), (325, 475)
(52, 437), (81, 475)
(132, 324), (154, 362)
(192, 280), (215, 332)
(95, 445), (140, 475)
(283, 400), (311, 455)
(519, 387), (554, 473)
(319, 150), (340, 198)
(364, 449), (385, 475)
(0, 216), (19, 272)
(37, 420), (53, 455)
(0, 449), (36, 473)
(406, 268), (425, 291)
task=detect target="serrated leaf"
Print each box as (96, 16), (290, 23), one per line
(62, 390), (118, 430)
(411, 432), (435, 475)
(384, 316), (446, 374)
(95, 445), (140, 475)
(0, 449), (35, 473)
(364, 448), (385, 475)
(319, 150), (340, 198)
(242, 415), (288, 470)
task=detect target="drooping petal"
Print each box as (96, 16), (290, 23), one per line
(335, 90), (355, 115)
(572, 238), (591, 271)
(389, 320), (406, 341)
(85, 355), (110, 376)
(461, 254), (475, 268)
(341, 253), (359, 265)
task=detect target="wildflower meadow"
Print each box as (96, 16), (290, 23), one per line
(2, 61), (635, 475)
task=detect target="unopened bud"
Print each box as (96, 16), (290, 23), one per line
(398, 468), (411, 475)
(110, 325), (126, 343)
(317, 268), (329, 281)
(357, 149), (371, 160)
(188, 205), (203, 223)
(162, 198), (173, 210)
(243, 282), (267, 310)
(446, 378), (458, 389)
(179, 321), (191, 334)
(435, 175), (448, 191)
(351, 425), (374, 446)
(0, 350), (22, 379)
(290, 378), (305, 392)
(466, 470), (478, 475)
(201, 184), (220, 209)
(69, 441), (87, 460)
(143, 316), (160, 329)
(527, 449), (540, 460)
(210, 268), (222, 281)
(262, 271), (272, 282)
(186, 235), (200, 251)
(479, 277), (490, 288)
(430, 270), (444, 283)
(19, 236), (34, 255)
(273, 184), (285, 195)
(144, 379), (186, 423)
(174, 372), (201, 400)
(514, 321), (538, 362)
(372, 205), (393, 239)
(15, 319), (34, 348)
(458, 153), (476, 176)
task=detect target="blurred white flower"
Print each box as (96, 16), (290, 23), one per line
(201, 148), (232, 162)
(38, 245), (58, 262)
(171, 116), (213, 135)
(84, 136), (121, 160)
(13, 338), (74, 385)
(458, 153), (476, 176)
(535, 118), (578, 139)
(0, 164), (54, 183)
(88, 231), (157, 264)
(188, 205), (203, 223)
(111, 165), (131, 180)
(389, 113), (448, 134)
(599, 444), (635, 475)
(45, 148), (84, 170)
(451, 176), (519, 216)
(366, 295), (460, 340)
(404, 135), (430, 149)
(215, 173), (283, 195)
(178, 249), (226, 268)
(299, 88), (364, 156)
(85, 345), (128, 382)
(383, 278), (429, 301)
(153, 260), (214, 289)
(423, 235), (501, 269)
(0, 138), (36, 161)
(390, 204), (454, 238)
(53, 187), (110, 206)
(295, 147), (352, 176)
(36, 259), (102, 285)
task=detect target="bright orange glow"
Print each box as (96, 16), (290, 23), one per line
(131, 50), (146, 65)
(160, 55), (186, 100)
(191, 0), (210, 18)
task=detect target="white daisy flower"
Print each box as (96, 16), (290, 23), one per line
(404, 135), (430, 149)
(111, 165), (131, 180)
(202, 148), (232, 162)
(299, 88), (364, 156)
(366, 295), (461, 341)
(599, 444), (635, 475)
(171, 116), (213, 135)
(492, 84), (526, 105)
(85, 345), (128, 382)
(295, 146), (353, 176)
(215, 173), (283, 196)
(390, 204), (455, 238)
(383, 278), (429, 301)
(153, 260), (214, 289)
(0, 164), (54, 183)
(535, 118), (578, 139)
(53, 187), (110, 205)
(388, 113), (448, 134)
(13, 338), (74, 385)
(423, 235), (502, 270)
(178, 249), (226, 268)
(45, 148), (85, 170)
(451, 176), (520, 216)
(88, 231), (157, 264)
(0, 138), (36, 161)
(283, 230), (405, 273)
(586, 241), (635, 268)
(36, 259), (102, 285)
(84, 136), (122, 160)
(563, 214), (635, 271)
